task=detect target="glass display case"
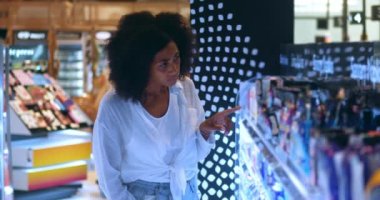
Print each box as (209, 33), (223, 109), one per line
(8, 69), (92, 136)
(236, 73), (380, 200)
(236, 78), (320, 200)
(1, 41), (92, 199)
(8, 68), (92, 199)
(57, 44), (85, 97)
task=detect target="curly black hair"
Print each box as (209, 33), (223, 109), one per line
(107, 11), (196, 102)
(156, 12), (196, 77)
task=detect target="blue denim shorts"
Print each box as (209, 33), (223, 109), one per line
(126, 177), (198, 200)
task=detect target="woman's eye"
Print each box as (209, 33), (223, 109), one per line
(159, 62), (168, 68)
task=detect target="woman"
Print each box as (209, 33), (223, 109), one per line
(92, 11), (239, 200)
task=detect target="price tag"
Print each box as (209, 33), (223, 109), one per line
(313, 59), (323, 72)
(323, 60), (334, 74)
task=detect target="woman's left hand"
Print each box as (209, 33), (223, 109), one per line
(199, 106), (241, 139)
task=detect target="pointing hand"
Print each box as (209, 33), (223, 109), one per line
(199, 106), (241, 138)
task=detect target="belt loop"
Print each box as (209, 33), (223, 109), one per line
(155, 184), (159, 195)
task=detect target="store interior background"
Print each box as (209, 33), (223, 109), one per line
(1, 0), (380, 200)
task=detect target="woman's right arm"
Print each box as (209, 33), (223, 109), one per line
(92, 121), (136, 200)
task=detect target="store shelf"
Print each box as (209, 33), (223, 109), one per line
(14, 184), (81, 200)
(237, 144), (271, 200)
(2, 39), (94, 199)
(236, 78), (322, 200)
(8, 70), (92, 136)
(238, 117), (320, 200)
(58, 71), (84, 79)
(12, 130), (91, 168)
(12, 160), (87, 191)
(57, 44), (85, 97)
(58, 59), (83, 63)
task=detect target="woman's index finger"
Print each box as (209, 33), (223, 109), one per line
(219, 106), (241, 116)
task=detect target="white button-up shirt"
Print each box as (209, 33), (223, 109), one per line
(92, 77), (215, 200)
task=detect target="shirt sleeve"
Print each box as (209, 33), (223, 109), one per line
(92, 120), (136, 200)
(195, 130), (215, 160)
(185, 77), (216, 160)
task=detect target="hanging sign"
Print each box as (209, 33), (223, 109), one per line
(349, 12), (364, 25)
(372, 5), (380, 20)
(15, 31), (47, 41)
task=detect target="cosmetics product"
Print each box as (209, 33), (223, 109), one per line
(10, 100), (28, 114)
(43, 74), (59, 86)
(63, 99), (75, 110)
(69, 105), (91, 125)
(20, 111), (40, 129)
(12, 70), (34, 85)
(54, 110), (72, 126)
(32, 73), (51, 85)
(35, 112), (48, 128)
(27, 86), (47, 102)
(41, 110), (62, 129)
(52, 99), (66, 111)
(9, 73), (18, 86)
(14, 85), (33, 102)
(248, 85), (258, 122)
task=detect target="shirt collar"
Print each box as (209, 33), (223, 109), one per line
(170, 80), (184, 94)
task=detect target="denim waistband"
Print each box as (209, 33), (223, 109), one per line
(129, 180), (171, 188)
(126, 178), (198, 200)
(128, 179), (193, 186)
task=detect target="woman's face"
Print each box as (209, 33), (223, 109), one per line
(148, 41), (181, 88)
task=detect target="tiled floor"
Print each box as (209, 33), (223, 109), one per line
(62, 171), (105, 200)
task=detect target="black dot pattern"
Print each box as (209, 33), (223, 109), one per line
(190, 1), (267, 199)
